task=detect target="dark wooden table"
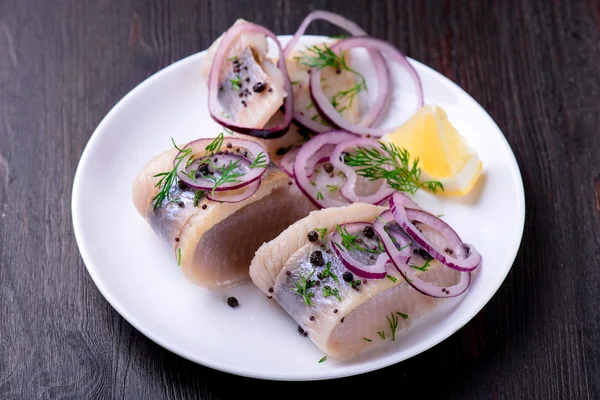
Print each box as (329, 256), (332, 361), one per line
(1, 0), (599, 398)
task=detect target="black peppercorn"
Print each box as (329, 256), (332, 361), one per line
(363, 225), (375, 238)
(252, 82), (266, 93)
(310, 251), (324, 266)
(323, 163), (334, 173)
(307, 230), (319, 242)
(342, 271), (353, 282)
(201, 204), (207, 210)
(227, 297), (239, 308)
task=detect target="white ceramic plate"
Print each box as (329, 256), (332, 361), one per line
(72, 35), (525, 381)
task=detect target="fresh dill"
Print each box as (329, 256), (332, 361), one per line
(228, 55), (238, 62)
(294, 44), (367, 114)
(335, 225), (381, 254)
(363, 337), (372, 342)
(410, 258), (433, 272)
(205, 133), (224, 156)
(318, 356), (327, 363)
(249, 151), (268, 169)
(310, 181), (316, 186)
(230, 75), (242, 90)
(193, 190), (204, 207)
(305, 102), (314, 110)
(386, 311), (399, 341)
(321, 261), (339, 283)
(152, 139), (192, 210)
(343, 142), (444, 194)
(377, 331), (386, 340)
(328, 34), (350, 39)
(397, 312), (409, 320)
(386, 274), (397, 283)
(315, 228), (327, 239)
(436, 214), (444, 218)
(291, 80), (302, 86)
(326, 184), (338, 192)
(223, 128), (234, 135)
(177, 248), (182, 266)
(292, 269), (316, 306)
(322, 285), (341, 301)
(316, 191), (324, 200)
(206, 159), (244, 195)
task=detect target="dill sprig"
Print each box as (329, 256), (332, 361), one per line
(320, 262), (339, 283)
(316, 191), (324, 200)
(410, 258), (433, 272)
(322, 285), (341, 301)
(315, 228), (327, 239)
(249, 151), (268, 169)
(177, 248), (182, 266)
(377, 331), (386, 340)
(397, 312), (409, 320)
(152, 139), (192, 210)
(294, 45), (367, 114)
(386, 274), (397, 283)
(206, 159), (245, 195)
(363, 337), (372, 342)
(335, 225), (381, 254)
(193, 190), (204, 207)
(326, 184), (338, 192)
(386, 311), (399, 341)
(230, 75), (242, 90)
(205, 133), (224, 156)
(318, 356), (327, 363)
(343, 142), (444, 194)
(292, 269), (316, 306)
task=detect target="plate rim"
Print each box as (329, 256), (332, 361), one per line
(72, 34), (526, 381)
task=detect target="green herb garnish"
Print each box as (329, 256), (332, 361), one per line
(177, 248), (182, 266)
(205, 133), (224, 156)
(316, 191), (324, 200)
(315, 228), (327, 239)
(193, 190), (204, 207)
(386, 312), (399, 341)
(343, 142), (443, 194)
(305, 102), (314, 110)
(326, 185), (338, 192)
(363, 337), (372, 342)
(377, 331), (386, 340)
(386, 274), (397, 283)
(249, 151), (268, 169)
(291, 80), (302, 86)
(322, 285), (341, 301)
(292, 269), (316, 306)
(397, 312), (409, 320)
(206, 159), (245, 195)
(318, 356), (327, 363)
(152, 139), (192, 210)
(228, 55), (238, 62)
(410, 258), (433, 272)
(321, 262), (339, 284)
(334, 225), (381, 254)
(230, 75), (242, 90)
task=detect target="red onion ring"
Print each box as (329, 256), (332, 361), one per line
(331, 222), (389, 279)
(293, 131), (355, 208)
(310, 37), (423, 137)
(330, 137), (395, 203)
(206, 179), (261, 203)
(280, 144), (335, 178)
(283, 10), (391, 131)
(374, 210), (471, 298)
(208, 22), (293, 138)
(175, 137), (269, 191)
(389, 193), (482, 272)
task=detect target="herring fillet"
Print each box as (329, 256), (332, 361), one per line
(249, 203), (460, 358)
(132, 146), (316, 288)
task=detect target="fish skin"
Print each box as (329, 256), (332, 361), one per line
(132, 145), (316, 288)
(250, 204), (460, 358)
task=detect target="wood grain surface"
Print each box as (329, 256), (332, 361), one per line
(1, 0), (599, 398)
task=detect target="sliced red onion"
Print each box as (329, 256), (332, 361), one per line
(279, 144), (334, 178)
(310, 37), (423, 137)
(374, 210), (471, 298)
(175, 137), (269, 191)
(208, 22), (293, 138)
(330, 137), (395, 203)
(293, 131), (355, 208)
(330, 222), (389, 279)
(284, 10), (391, 131)
(389, 193), (482, 272)
(206, 179), (260, 203)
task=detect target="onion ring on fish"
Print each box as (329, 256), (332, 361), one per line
(208, 22), (293, 138)
(374, 210), (472, 298)
(206, 179), (261, 203)
(310, 36), (423, 137)
(331, 222), (389, 279)
(330, 137), (395, 204)
(176, 137), (269, 192)
(284, 10), (391, 133)
(280, 144), (335, 178)
(389, 192), (482, 272)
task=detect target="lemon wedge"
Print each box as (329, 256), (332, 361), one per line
(386, 105), (482, 196)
